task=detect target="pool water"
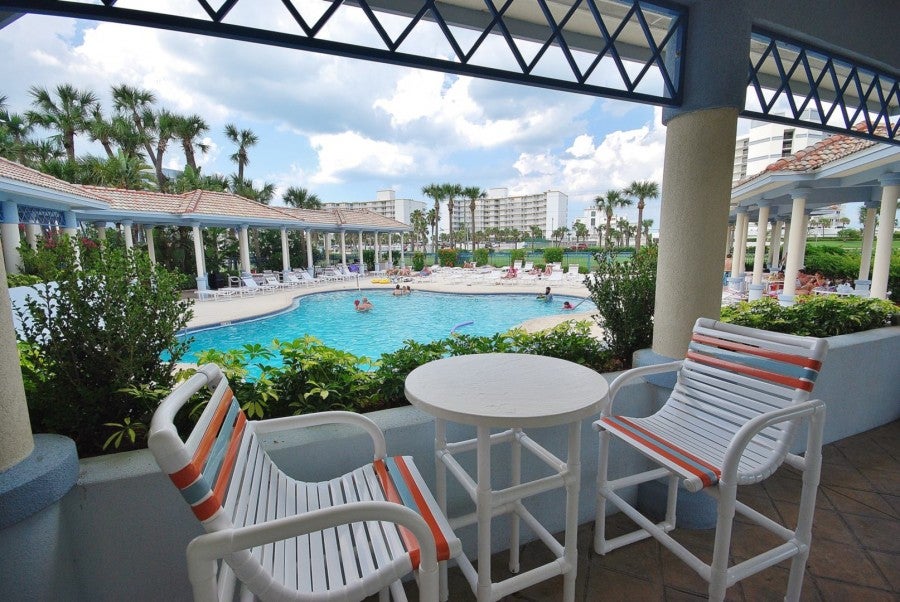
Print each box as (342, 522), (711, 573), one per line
(182, 290), (595, 362)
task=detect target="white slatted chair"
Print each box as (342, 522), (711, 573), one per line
(594, 318), (828, 601)
(149, 364), (460, 601)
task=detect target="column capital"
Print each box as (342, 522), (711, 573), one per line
(62, 210), (78, 229)
(0, 199), (18, 223)
(756, 200), (771, 209)
(789, 190), (810, 201)
(879, 172), (900, 187)
(735, 206), (748, 214)
(864, 200), (881, 209)
(120, 219), (133, 226)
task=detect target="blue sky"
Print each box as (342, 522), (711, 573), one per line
(0, 8), (675, 230)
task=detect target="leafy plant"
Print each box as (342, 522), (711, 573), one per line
(721, 296), (896, 337)
(6, 273), (43, 288)
(15, 240), (193, 456)
(437, 248), (458, 267)
(473, 248), (489, 266)
(543, 247), (564, 264)
(412, 252), (426, 271)
(584, 247), (657, 368)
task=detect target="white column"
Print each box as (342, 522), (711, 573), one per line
(858, 200), (879, 281)
(725, 222), (735, 255)
(324, 233), (332, 265)
(144, 225), (156, 265)
(305, 230), (314, 276)
(122, 220), (134, 250)
(24, 223), (39, 250)
(94, 221), (106, 243)
(0, 243), (33, 470)
(770, 219), (783, 268)
(400, 233), (406, 266)
(0, 201), (21, 276)
(279, 227), (291, 273)
(358, 231), (364, 267)
(340, 231), (347, 267)
(387, 233), (393, 266)
(374, 231), (380, 270)
(652, 107), (738, 357)
(732, 208), (748, 280)
(780, 193), (807, 303)
(61, 210), (80, 269)
(239, 225), (251, 274)
(870, 176), (900, 299)
(751, 203), (771, 285)
(191, 224), (206, 282)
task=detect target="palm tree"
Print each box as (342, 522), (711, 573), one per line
(595, 189), (631, 247)
(529, 225), (543, 251)
(425, 207), (438, 257)
(147, 109), (178, 191)
(172, 114), (209, 171)
(283, 186), (322, 209)
(625, 180), (659, 253)
(552, 226), (569, 245)
(111, 84), (159, 176)
(641, 219), (654, 246)
(573, 222), (589, 247)
(27, 84), (98, 161)
(421, 184), (444, 255)
(441, 183), (463, 249)
(171, 165), (228, 193)
(463, 186), (485, 253)
(224, 124), (258, 183)
(0, 110), (33, 162)
(410, 209), (428, 252)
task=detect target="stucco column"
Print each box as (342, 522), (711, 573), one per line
(191, 224), (207, 291)
(858, 200), (879, 281)
(400, 233), (406, 266)
(144, 225), (156, 265)
(61, 210), (80, 269)
(280, 227), (290, 273)
(24, 223), (39, 250)
(340, 231), (347, 267)
(374, 231), (380, 270)
(358, 231), (364, 267)
(305, 230), (314, 276)
(751, 203), (771, 284)
(324, 233), (332, 265)
(732, 208), (749, 280)
(780, 194), (807, 302)
(870, 176), (900, 299)
(769, 218), (783, 268)
(238, 225), (251, 274)
(652, 107), (738, 357)
(725, 222), (734, 255)
(121, 220), (134, 250)
(387, 233), (393, 266)
(93, 221), (106, 243)
(1, 201), (21, 276)
(0, 244), (33, 471)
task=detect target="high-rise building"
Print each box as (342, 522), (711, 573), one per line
(328, 190), (426, 224)
(449, 188), (567, 238)
(733, 110), (828, 183)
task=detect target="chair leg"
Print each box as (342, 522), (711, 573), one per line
(594, 429), (611, 553)
(708, 480), (738, 602)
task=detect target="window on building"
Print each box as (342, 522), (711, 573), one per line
(781, 129), (794, 157)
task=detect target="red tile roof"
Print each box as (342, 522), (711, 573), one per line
(0, 158), (110, 205)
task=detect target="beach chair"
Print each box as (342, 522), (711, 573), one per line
(594, 318), (828, 601)
(263, 274), (292, 291)
(565, 265), (582, 283)
(240, 276), (277, 294)
(148, 364), (460, 602)
(547, 269), (564, 284)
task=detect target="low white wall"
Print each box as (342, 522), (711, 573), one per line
(17, 326), (898, 600)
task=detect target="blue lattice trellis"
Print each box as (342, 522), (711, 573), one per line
(18, 204), (63, 226)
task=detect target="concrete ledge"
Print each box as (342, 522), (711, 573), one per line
(0, 434), (78, 528)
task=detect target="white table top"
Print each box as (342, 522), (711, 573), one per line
(405, 353), (609, 429)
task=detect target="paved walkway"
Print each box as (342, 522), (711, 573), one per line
(385, 420), (900, 601)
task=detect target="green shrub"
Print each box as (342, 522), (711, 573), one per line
(543, 247), (564, 264)
(510, 248), (526, 262)
(363, 249), (375, 271)
(437, 248), (458, 267)
(6, 273), (43, 288)
(473, 248), (489, 266)
(720, 296), (896, 337)
(412, 252), (425, 271)
(15, 241), (193, 457)
(585, 247), (657, 368)
(802, 245), (859, 280)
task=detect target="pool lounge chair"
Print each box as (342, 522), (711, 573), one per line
(241, 276), (277, 294)
(263, 274), (292, 291)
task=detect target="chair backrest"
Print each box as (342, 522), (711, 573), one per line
(676, 318), (827, 478)
(566, 265), (579, 275)
(241, 276), (260, 288)
(264, 275), (280, 285)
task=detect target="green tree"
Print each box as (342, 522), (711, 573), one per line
(573, 222), (589, 246)
(0, 109), (34, 163)
(422, 183), (445, 255)
(463, 186), (485, 253)
(625, 180), (659, 253)
(410, 208), (428, 252)
(442, 183), (463, 249)
(283, 186), (322, 209)
(641, 219), (654, 245)
(111, 84), (163, 185)
(225, 123), (258, 183)
(172, 113), (209, 171)
(529, 224), (543, 251)
(27, 83), (98, 161)
(594, 189), (631, 248)
(15, 240), (193, 456)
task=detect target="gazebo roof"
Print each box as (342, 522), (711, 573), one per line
(0, 157), (111, 210)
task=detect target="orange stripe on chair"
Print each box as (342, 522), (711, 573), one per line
(192, 493), (222, 522)
(213, 412), (247, 501)
(170, 462), (201, 490)
(374, 459), (420, 568)
(687, 350), (815, 391)
(193, 388), (235, 469)
(692, 333), (822, 370)
(391, 456), (451, 562)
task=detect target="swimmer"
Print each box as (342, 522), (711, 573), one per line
(537, 286), (553, 302)
(357, 297), (374, 311)
(392, 284), (403, 296)
(562, 301), (573, 310)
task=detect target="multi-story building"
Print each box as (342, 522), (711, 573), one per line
(328, 190), (426, 224)
(573, 207), (630, 243)
(448, 188), (567, 238)
(733, 110), (827, 183)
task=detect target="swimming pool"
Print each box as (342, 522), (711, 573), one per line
(182, 290), (596, 361)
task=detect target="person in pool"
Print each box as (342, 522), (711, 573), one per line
(562, 301), (573, 310)
(537, 286), (553, 302)
(392, 284), (403, 296)
(357, 297), (374, 311)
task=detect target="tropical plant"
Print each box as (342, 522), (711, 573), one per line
(15, 240), (193, 456)
(422, 184), (444, 255)
(282, 186), (322, 209)
(625, 180), (659, 253)
(224, 123), (258, 183)
(584, 247), (657, 368)
(27, 83), (98, 161)
(720, 296), (896, 337)
(463, 186), (485, 253)
(172, 113), (209, 171)
(442, 183), (463, 249)
(594, 189), (632, 248)
(410, 209), (428, 252)
(573, 222), (589, 246)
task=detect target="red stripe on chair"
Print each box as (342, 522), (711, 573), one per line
(212, 412), (247, 501)
(602, 416), (721, 488)
(193, 388), (235, 469)
(191, 493), (222, 522)
(692, 333), (822, 370)
(686, 350), (815, 391)
(170, 462), (201, 490)
(374, 459), (421, 568)
(391, 456), (451, 562)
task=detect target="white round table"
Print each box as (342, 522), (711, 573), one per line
(405, 353), (609, 602)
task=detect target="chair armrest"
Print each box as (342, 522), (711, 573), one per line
(709, 399), (827, 493)
(252, 411), (387, 460)
(186, 501), (439, 602)
(600, 360), (683, 418)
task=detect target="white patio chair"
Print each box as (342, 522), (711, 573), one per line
(149, 364), (460, 602)
(594, 318), (828, 601)
(241, 276), (277, 294)
(565, 265), (582, 283)
(263, 274), (292, 291)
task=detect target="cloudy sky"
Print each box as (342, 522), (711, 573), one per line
(2, 5), (680, 229)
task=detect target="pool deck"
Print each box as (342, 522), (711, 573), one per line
(186, 275), (599, 335)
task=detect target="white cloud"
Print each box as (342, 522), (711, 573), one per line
(308, 131), (415, 184)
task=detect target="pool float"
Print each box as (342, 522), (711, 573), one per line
(371, 278), (390, 284)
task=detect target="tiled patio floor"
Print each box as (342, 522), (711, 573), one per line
(394, 420), (900, 600)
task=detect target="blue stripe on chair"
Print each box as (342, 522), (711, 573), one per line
(204, 400), (241, 486)
(180, 475), (213, 506)
(688, 342), (819, 382)
(385, 456), (418, 512)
